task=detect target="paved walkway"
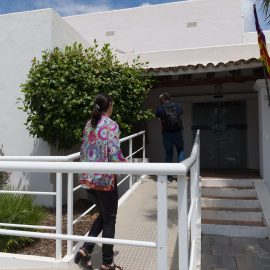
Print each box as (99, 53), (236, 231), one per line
(202, 234), (270, 270)
(88, 175), (179, 270)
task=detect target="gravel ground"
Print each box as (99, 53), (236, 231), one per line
(15, 199), (98, 258)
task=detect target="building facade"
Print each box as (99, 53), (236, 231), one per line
(1, 0), (270, 204)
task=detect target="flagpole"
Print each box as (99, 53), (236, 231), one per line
(262, 60), (270, 106)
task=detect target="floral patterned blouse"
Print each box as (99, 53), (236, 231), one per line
(78, 114), (125, 191)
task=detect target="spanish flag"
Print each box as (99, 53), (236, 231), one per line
(254, 5), (270, 80)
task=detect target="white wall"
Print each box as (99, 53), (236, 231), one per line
(0, 9), (90, 206)
(254, 80), (270, 191)
(117, 42), (262, 70)
(64, 0), (243, 54)
(244, 31), (270, 44)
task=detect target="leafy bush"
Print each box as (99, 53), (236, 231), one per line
(0, 187), (48, 253)
(17, 41), (154, 151)
(0, 145), (11, 189)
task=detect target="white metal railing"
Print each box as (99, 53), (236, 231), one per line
(0, 130), (201, 270)
(0, 131), (146, 260)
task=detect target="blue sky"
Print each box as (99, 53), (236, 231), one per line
(0, 0), (269, 32)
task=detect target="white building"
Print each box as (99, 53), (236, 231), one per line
(1, 0), (270, 205)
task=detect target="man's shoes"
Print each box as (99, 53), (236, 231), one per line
(167, 180), (172, 184)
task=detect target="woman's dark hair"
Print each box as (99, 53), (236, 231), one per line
(91, 93), (112, 128)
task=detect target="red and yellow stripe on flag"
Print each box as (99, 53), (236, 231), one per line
(254, 5), (270, 80)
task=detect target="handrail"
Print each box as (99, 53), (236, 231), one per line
(0, 161), (187, 175)
(0, 130), (201, 270)
(0, 130), (147, 262)
(0, 131), (146, 162)
(0, 229), (157, 248)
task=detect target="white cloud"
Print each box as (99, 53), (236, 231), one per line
(140, 3), (151, 7)
(56, 4), (110, 16)
(34, 0), (111, 16)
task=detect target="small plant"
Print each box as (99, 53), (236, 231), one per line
(0, 186), (48, 253)
(0, 145), (11, 189)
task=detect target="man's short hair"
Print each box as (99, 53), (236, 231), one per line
(159, 93), (171, 101)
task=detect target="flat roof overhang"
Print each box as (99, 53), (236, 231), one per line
(117, 42), (263, 76)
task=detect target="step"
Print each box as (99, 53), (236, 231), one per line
(202, 179), (254, 188)
(202, 210), (263, 222)
(202, 224), (269, 238)
(201, 198), (261, 208)
(202, 219), (265, 227)
(202, 196), (257, 200)
(202, 207), (261, 212)
(202, 187), (257, 197)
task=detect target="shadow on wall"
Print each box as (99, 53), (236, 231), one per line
(15, 138), (53, 206)
(16, 138), (86, 207)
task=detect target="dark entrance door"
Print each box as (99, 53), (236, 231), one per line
(192, 100), (247, 169)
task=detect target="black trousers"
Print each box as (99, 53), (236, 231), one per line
(82, 181), (118, 264)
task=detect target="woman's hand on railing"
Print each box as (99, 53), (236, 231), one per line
(125, 158), (130, 163)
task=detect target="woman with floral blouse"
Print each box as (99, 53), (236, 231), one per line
(74, 93), (128, 270)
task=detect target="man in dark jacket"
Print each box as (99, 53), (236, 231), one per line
(156, 93), (184, 182)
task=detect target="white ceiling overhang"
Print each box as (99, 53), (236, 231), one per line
(117, 43), (263, 76)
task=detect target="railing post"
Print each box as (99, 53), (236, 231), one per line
(178, 175), (188, 270)
(67, 172), (73, 257)
(196, 152), (202, 270)
(129, 138), (133, 190)
(190, 165), (197, 269)
(143, 132), (146, 161)
(157, 175), (167, 270)
(56, 173), (62, 261)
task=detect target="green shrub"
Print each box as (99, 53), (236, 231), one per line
(0, 186), (48, 253)
(17, 41), (154, 151)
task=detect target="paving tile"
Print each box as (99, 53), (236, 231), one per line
(235, 257), (269, 270)
(202, 235), (231, 246)
(211, 244), (257, 257)
(230, 237), (270, 249)
(202, 255), (237, 269)
(255, 247), (270, 260)
(202, 244), (212, 255)
(260, 258), (270, 267)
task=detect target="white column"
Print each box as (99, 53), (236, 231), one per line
(253, 79), (270, 191)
